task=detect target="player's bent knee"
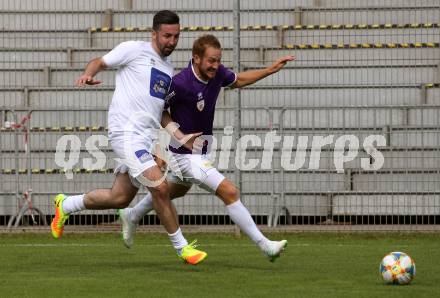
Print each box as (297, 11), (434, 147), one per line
(220, 185), (240, 204)
(228, 184), (240, 198)
(149, 182), (169, 200)
(135, 170), (167, 189)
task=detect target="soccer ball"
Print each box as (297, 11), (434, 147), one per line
(379, 252), (416, 285)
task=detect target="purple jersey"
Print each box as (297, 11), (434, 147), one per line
(166, 60), (236, 154)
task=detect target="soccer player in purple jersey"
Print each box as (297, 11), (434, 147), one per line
(119, 34), (295, 261)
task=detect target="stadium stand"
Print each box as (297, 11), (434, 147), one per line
(1, 0), (439, 229)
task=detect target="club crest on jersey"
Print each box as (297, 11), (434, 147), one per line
(197, 100), (205, 111)
(196, 92), (204, 111)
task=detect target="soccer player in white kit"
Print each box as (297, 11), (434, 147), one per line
(51, 10), (207, 265)
(119, 34), (295, 261)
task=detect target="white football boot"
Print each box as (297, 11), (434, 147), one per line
(117, 208), (137, 249)
(261, 240), (288, 262)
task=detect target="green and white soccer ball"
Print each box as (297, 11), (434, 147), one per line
(379, 252), (416, 285)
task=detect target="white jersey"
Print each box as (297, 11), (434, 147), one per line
(103, 41), (173, 138)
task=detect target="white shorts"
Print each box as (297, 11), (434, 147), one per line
(109, 131), (158, 188)
(167, 152), (225, 193)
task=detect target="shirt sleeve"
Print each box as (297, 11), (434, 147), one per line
(102, 41), (140, 68)
(220, 64), (237, 87)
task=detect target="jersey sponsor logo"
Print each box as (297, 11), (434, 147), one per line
(135, 149), (151, 164)
(150, 68), (171, 100)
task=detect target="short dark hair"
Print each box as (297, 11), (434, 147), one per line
(152, 10), (180, 31)
(192, 34), (221, 58)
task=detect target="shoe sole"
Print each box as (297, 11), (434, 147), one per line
(184, 253), (207, 265)
(51, 226), (62, 239)
(51, 194), (67, 239)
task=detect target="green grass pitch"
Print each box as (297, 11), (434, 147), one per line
(0, 232), (439, 297)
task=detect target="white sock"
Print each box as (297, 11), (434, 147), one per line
(129, 193), (154, 223)
(168, 228), (188, 254)
(62, 194), (86, 214)
(226, 199), (269, 248)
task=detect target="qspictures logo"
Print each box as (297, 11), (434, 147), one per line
(54, 126), (386, 181)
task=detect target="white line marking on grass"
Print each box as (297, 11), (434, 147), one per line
(0, 243), (415, 248)
(0, 243), (311, 248)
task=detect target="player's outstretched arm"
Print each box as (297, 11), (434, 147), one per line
(231, 55), (295, 88)
(161, 110), (203, 151)
(75, 58), (107, 86)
